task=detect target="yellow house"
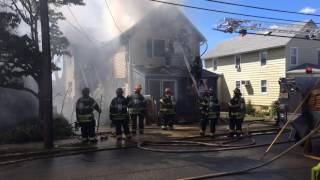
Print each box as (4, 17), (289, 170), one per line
(204, 20), (320, 109)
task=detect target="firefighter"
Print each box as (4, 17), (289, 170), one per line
(228, 88), (246, 137)
(159, 88), (176, 130)
(76, 87), (101, 143)
(273, 100), (281, 126)
(190, 56), (203, 87)
(199, 90), (209, 136)
(109, 88), (131, 141)
(207, 88), (220, 137)
(128, 84), (146, 135)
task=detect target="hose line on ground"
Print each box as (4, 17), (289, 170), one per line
(178, 124), (320, 180)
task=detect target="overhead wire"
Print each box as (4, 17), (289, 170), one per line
(66, 6), (97, 46)
(148, 0), (320, 25)
(104, 0), (123, 33)
(206, 0), (320, 17)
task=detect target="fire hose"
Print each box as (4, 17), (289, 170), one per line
(177, 124), (320, 180)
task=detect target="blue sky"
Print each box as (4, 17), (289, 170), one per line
(180, 0), (320, 52)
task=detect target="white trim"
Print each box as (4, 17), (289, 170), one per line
(261, 80), (268, 95)
(289, 47), (298, 65)
(259, 51), (268, 67)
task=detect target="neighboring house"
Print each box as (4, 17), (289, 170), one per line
(109, 5), (218, 121)
(204, 20), (320, 110)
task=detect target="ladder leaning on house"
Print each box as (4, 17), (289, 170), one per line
(178, 44), (201, 98)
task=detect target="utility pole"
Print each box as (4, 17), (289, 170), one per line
(39, 0), (53, 149)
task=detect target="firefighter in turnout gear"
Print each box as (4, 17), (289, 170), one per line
(228, 88), (246, 137)
(159, 88), (176, 130)
(128, 84), (146, 135)
(109, 88), (131, 141)
(199, 88), (220, 137)
(76, 87), (101, 143)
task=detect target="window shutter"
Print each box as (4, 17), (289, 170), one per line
(147, 39), (152, 58)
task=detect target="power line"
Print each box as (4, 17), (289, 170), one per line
(212, 28), (320, 41)
(206, 0), (320, 17)
(66, 6), (97, 45)
(104, 0), (122, 33)
(149, 0), (320, 25)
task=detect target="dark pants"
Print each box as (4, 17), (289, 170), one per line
(200, 114), (218, 133)
(80, 120), (96, 139)
(229, 116), (243, 134)
(130, 114), (144, 134)
(160, 114), (175, 127)
(114, 120), (130, 136)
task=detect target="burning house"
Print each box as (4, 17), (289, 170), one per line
(107, 5), (219, 122)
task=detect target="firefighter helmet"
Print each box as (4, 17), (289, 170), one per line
(234, 88), (241, 96)
(116, 88), (124, 96)
(82, 87), (90, 96)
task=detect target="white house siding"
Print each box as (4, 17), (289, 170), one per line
(205, 47), (286, 107)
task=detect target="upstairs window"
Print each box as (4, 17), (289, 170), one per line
(213, 59), (218, 71)
(236, 81), (241, 90)
(261, 80), (268, 94)
(260, 51), (268, 66)
(290, 47), (298, 65)
(153, 39), (165, 57)
(235, 55), (241, 69)
(146, 39), (165, 58)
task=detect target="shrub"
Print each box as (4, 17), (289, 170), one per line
(0, 115), (72, 144)
(246, 100), (255, 115)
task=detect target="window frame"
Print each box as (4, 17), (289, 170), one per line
(260, 51), (268, 66)
(234, 54), (241, 70)
(289, 47), (298, 65)
(261, 80), (268, 95)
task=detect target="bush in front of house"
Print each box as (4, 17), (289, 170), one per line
(0, 115), (72, 144)
(246, 100), (256, 115)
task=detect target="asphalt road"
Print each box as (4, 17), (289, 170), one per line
(0, 134), (318, 180)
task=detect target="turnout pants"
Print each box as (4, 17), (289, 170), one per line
(160, 114), (175, 128)
(113, 120), (130, 137)
(79, 120), (96, 139)
(130, 114), (144, 134)
(229, 115), (243, 135)
(200, 114), (218, 134)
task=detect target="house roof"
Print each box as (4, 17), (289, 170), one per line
(134, 65), (219, 78)
(204, 20), (317, 59)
